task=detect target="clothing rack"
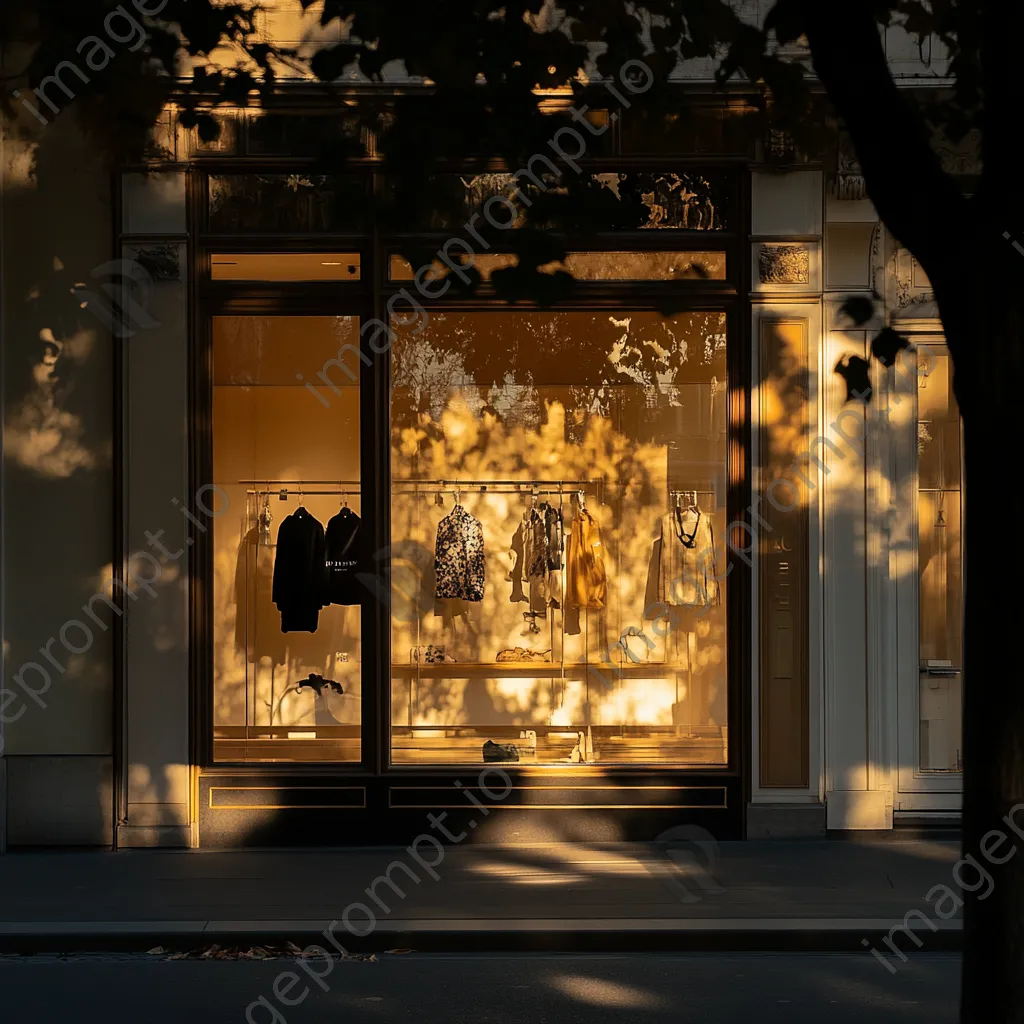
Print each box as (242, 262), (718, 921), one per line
(240, 480), (710, 500)
(669, 488), (718, 508)
(244, 488), (361, 497)
(239, 480), (360, 500)
(395, 478), (599, 487)
(240, 479), (602, 499)
(394, 478), (600, 497)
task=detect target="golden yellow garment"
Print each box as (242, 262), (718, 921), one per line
(566, 509), (607, 610)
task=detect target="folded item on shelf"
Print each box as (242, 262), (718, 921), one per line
(411, 645), (455, 664)
(482, 740), (520, 762)
(495, 647), (552, 663)
(569, 727), (595, 764)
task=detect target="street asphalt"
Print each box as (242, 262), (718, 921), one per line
(0, 951), (959, 1023)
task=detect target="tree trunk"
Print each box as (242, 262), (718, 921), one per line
(960, 334), (1024, 1022)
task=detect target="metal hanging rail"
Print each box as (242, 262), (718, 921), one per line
(239, 479), (715, 499)
(239, 478), (603, 497)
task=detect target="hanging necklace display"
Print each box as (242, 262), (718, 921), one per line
(673, 491), (701, 548)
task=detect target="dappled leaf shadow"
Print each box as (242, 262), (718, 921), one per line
(870, 326), (910, 368)
(834, 354), (873, 403)
(839, 295), (875, 327)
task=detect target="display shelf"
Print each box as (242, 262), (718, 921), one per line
(391, 661), (692, 677)
(389, 728), (726, 766)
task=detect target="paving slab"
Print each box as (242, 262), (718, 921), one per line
(0, 840), (963, 952)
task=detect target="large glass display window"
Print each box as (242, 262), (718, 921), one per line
(389, 310), (730, 766)
(211, 315), (363, 762)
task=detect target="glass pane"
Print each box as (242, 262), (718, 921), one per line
(211, 253), (361, 281)
(389, 251), (726, 284)
(122, 171), (186, 235)
(208, 175), (367, 233)
(916, 343), (963, 772)
(390, 311), (729, 766)
(213, 316), (362, 763)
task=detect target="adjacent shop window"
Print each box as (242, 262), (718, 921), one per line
(212, 316), (362, 763)
(916, 341), (963, 772)
(389, 310), (729, 766)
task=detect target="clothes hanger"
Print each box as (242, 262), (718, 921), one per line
(259, 487), (272, 543)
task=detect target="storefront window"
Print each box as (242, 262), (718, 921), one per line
(916, 342), (963, 771)
(212, 316), (362, 762)
(389, 310), (729, 766)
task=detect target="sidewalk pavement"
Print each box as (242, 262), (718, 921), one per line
(0, 839), (962, 953)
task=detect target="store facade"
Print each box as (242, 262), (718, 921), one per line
(188, 132), (751, 845)
(0, 38), (968, 848)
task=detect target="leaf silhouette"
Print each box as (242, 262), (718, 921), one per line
(839, 295), (875, 326)
(870, 326), (910, 367)
(834, 354), (873, 402)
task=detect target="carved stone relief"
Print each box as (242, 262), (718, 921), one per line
(830, 132), (866, 201)
(758, 244), (810, 284)
(128, 243), (180, 282)
(932, 127), (982, 177)
(880, 230), (938, 320)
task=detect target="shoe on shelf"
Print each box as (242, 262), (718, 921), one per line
(482, 740), (520, 763)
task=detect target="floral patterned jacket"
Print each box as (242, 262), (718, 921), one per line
(434, 504), (485, 601)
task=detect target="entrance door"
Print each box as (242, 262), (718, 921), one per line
(893, 336), (964, 809)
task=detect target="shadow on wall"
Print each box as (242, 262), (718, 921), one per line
(3, 117), (126, 844)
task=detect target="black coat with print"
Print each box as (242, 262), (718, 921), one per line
(434, 504), (485, 601)
(323, 507), (363, 606)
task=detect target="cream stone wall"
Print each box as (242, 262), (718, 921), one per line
(1, 115), (115, 847)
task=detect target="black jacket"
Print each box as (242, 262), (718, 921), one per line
(272, 508), (326, 632)
(323, 508), (363, 606)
